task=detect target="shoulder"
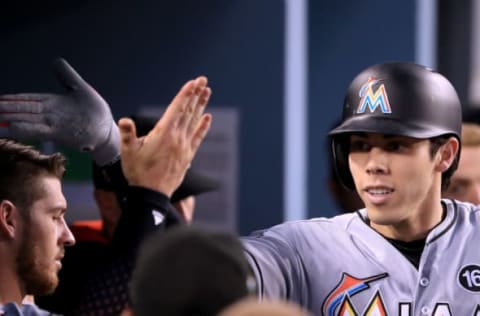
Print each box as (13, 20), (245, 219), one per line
(275, 211), (363, 232)
(1, 303), (57, 316)
(443, 199), (480, 217)
(441, 198), (480, 230)
(243, 211), (363, 245)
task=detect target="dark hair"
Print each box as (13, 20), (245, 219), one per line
(129, 226), (253, 316)
(0, 139), (66, 212)
(429, 136), (458, 191)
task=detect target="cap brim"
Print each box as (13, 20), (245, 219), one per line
(171, 169), (220, 203)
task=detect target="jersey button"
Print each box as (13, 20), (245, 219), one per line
(419, 277), (429, 287)
(421, 306), (430, 314)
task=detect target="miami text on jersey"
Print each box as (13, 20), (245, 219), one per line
(321, 272), (480, 315)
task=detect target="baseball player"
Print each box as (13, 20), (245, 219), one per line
(1, 60), (478, 315)
(241, 62), (480, 315)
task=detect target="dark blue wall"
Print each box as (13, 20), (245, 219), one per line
(0, 0), (416, 233)
(0, 0), (284, 234)
(308, 0), (416, 217)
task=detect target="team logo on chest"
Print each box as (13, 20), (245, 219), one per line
(322, 272), (388, 316)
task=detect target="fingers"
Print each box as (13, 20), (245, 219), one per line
(199, 86), (212, 106)
(177, 77), (208, 128)
(0, 113), (44, 124)
(152, 76), (210, 133)
(0, 93), (53, 115)
(119, 117), (138, 150)
(52, 58), (87, 92)
(191, 114), (212, 153)
(0, 94), (55, 127)
(0, 93), (48, 102)
(0, 104), (42, 115)
(187, 76), (208, 114)
(146, 75), (212, 159)
(181, 76), (208, 114)
(171, 76), (212, 153)
(161, 79), (197, 123)
(9, 122), (52, 139)
(186, 85), (212, 136)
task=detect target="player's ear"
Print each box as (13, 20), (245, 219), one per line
(435, 137), (459, 172)
(0, 200), (20, 239)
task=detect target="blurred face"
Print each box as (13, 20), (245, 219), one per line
(16, 176), (75, 295)
(94, 189), (122, 239)
(95, 191), (197, 239)
(443, 145), (480, 204)
(173, 196), (196, 224)
(348, 133), (442, 231)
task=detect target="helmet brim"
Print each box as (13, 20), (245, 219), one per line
(329, 115), (458, 140)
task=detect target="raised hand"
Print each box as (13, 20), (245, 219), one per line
(0, 58), (119, 165)
(119, 76), (212, 197)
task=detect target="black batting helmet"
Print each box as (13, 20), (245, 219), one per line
(329, 62), (462, 190)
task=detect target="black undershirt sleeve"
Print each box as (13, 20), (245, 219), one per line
(94, 159), (186, 253)
(110, 186), (185, 252)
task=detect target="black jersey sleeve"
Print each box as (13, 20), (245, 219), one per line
(110, 185), (185, 252)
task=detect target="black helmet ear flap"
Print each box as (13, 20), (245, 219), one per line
(331, 135), (355, 191)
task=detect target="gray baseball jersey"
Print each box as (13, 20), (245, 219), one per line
(242, 199), (480, 315)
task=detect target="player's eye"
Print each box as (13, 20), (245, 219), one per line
(350, 140), (370, 152)
(52, 211), (65, 221)
(384, 141), (403, 151)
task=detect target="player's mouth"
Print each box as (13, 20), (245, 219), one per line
(55, 260), (62, 270)
(55, 252), (64, 270)
(364, 186), (394, 204)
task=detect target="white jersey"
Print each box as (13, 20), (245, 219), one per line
(242, 199), (480, 315)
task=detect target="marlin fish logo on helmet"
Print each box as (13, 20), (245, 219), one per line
(357, 77), (392, 114)
(329, 62), (462, 190)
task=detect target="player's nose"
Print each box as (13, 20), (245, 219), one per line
(60, 217), (76, 247)
(365, 147), (388, 175)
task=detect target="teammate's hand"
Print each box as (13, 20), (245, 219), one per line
(119, 76), (212, 197)
(0, 58), (119, 166)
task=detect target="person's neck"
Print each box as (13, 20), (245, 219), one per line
(0, 265), (25, 306)
(0, 242), (28, 305)
(369, 200), (445, 242)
